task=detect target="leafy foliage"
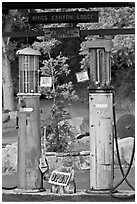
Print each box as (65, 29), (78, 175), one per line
(33, 38), (60, 56)
(3, 7), (135, 109)
(79, 7), (135, 100)
(33, 39), (78, 152)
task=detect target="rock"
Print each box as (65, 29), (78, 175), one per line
(8, 143), (18, 171)
(2, 148), (9, 173)
(79, 151), (90, 170)
(2, 137), (135, 175)
(9, 111), (17, 120)
(2, 142), (17, 174)
(70, 136), (90, 152)
(80, 116), (89, 134)
(79, 155), (90, 170)
(114, 137), (135, 167)
(59, 117), (89, 137)
(117, 114), (135, 139)
(67, 117), (84, 135)
(46, 154), (57, 171)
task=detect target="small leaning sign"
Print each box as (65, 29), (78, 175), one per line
(29, 11), (99, 24)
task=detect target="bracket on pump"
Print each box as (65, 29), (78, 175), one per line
(19, 107), (33, 112)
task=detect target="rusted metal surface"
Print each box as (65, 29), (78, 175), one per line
(89, 92), (113, 190)
(17, 96), (42, 190)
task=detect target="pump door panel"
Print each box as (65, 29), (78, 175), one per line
(89, 93), (113, 190)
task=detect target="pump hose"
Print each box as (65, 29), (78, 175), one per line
(110, 93), (135, 199)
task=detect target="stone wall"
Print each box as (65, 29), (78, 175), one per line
(2, 137), (135, 175)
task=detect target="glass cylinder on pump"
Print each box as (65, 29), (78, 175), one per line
(17, 47), (41, 94)
(87, 37), (113, 88)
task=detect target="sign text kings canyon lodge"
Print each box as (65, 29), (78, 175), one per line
(29, 11), (98, 24)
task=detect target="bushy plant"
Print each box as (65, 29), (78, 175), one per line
(33, 39), (78, 152)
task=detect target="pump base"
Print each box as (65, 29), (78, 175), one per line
(110, 190), (135, 199)
(13, 188), (46, 194)
(86, 188), (111, 194)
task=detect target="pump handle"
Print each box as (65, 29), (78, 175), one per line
(16, 116), (19, 129)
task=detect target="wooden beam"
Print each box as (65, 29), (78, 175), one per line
(81, 28), (135, 36)
(2, 2), (135, 10)
(2, 31), (44, 38)
(2, 28), (135, 38)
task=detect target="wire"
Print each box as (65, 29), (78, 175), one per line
(109, 91), (135, 199)
(113, 100), (135, 190)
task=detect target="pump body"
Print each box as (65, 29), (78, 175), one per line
(85, 37), (114, 192)
(89, 90), (114, 190)
(16, 47), (42, 190)
(17, 94), (42, 189)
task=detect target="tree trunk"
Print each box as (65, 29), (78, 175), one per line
(2, 42), (15, 111)
(2, 10), (17, 111)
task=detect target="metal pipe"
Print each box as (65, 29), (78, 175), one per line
(28, 56), (30, 92)
(96, 49), (100, 84)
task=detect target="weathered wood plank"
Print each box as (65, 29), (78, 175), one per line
(2, 28), (135, 38)
(2, 2), (135, 10)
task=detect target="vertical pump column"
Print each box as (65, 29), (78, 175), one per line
(89, 90), (113, 191)
(86, 37), (114, 192)
(16, 47), (42, 190)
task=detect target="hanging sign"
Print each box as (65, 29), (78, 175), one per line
(44, 27), (80, 39)
(29, 11), (99, 24)
(76, 70), (89, 82)
(39, 156), (49, 173)
(40, 76), (52, 87)
(48, 170), (71, 186)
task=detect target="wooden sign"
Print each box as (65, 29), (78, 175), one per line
(48, 170), (71, 186)
(29, 11), (98, 24)
(44, 27), (79, 39)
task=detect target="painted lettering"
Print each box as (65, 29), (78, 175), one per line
(62, 175), (69, 184)
(48, 171), (71, 186)
(77, 14), (93, 20)
(58, 174), (65, 183)
(52, 14), (73, 21)
(29, 11), (98, 24)
(54, 173), (60, 182)
(32, 15), (47, 21)
(51, 172), (56, 181)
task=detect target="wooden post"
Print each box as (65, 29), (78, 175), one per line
(17, 94), (43, 190)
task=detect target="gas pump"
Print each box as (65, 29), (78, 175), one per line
(86, 37), (114, 192)
(16, 47), (43, 191)
(85, 37), (135, 197)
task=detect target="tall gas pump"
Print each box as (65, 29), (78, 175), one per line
(86, 37), (114, 192)
(16, 47), (43, 190)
